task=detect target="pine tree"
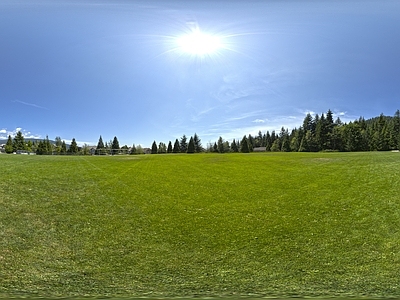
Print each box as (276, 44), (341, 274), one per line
(68, 138), (79, 154)
(151, 141), (158, 154)
(111, 136), (120, 154)
(193, 133), (203, 152)
(5, 135), (13, 153)
(45, 135), (53, 154)
(167, 141), (173, 153)
(217, 136), (225, 153)
(173, 139), (180, 153)
(61, 141), (67, 154)
(187, 136), (195, 153)
(96, 135), (105, 154)
(158, 142), (167, 154)
(179, 135), (188, 153)
(13, 131), (26, 151)
(231, 139), (239, 152)
(240, 136), (250, 153)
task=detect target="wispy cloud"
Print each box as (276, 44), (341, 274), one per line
(13, 100), (48, 110)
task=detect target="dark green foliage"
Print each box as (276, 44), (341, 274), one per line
(97, 135), (105, 149)
(13, 131), (25, 151)
(111, 136), (120, 154)
(158, 142), (166, 154)
(167, 141), (173, 153)
(173, 139), (180, 153)
(231, 139), (239, 152)
(187, 136), (195, 153)
(151, 141), (157, 154)
(217, 136), (224, 153)
(61, 141), (67, 154)
(240, 135), (250, 153)
(193, 133), (203, 152)
(5, 135), (13, 153)
(179, 135), (188, 153)
(68, 138), (78, 153)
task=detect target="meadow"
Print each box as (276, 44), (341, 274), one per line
(0, 152), (400, 299)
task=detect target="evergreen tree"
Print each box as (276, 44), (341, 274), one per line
(217, 136), (225, 153)
(173, 139), (180, 153)
(68, 138), (79, 154)
(179, 135), (188, 153)
(167, 141), (173, 153)
(5, 135), (13, 153)
(111, 136), (120, 154)
(240, 135), (250, 153)
(158, 142), (167, 153)
(13, 131), (26, 151)
(281, 130), (291, 152)
(187, 136), (195, 153)
(193, 133), (203, 152)
(265, 131), (272, 151)
(151, 141), (158, 154)
(303, 113), (314, 132)
(247, 134), (254, 151)
(96, 135), (105, 154)
(45, 135), (53, 154)
(213, 142), (218, 152)
(231, 139), (239, 152)
(61, 141), (67, 154)
(36, 140), (45, 155)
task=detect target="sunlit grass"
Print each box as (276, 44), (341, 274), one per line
(0, 152), (400, 298)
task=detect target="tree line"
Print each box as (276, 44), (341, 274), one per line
(2, 109), (399, 155)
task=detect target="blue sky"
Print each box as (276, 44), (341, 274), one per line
(1, 0), (400, 147)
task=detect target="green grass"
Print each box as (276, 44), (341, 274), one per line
(1, 152), (400, 298)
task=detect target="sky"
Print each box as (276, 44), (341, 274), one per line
(1, 0), (400, 147)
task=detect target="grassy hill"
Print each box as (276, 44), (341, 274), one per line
(1, 152), (399, 298)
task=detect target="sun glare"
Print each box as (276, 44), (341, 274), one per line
(176, 29), (223, 56)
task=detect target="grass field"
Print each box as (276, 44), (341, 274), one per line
(1, 152), (400, 299)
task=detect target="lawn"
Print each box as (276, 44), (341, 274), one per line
(0, 152), (400, 298)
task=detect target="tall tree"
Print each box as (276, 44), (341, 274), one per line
(44, 135), (53, 154)
(179, 135), (188, 153)
(13, 131), (26, 151)
(151, 141), (158, 154)
(158, 142), (167, 154)
(231, 139), (239, 152)
(240, 135), (250, 153)
(193, 133), (203, 152)
(61, 141), (67, 154)
(217, 136), (225, 153)
(173, 139), (180, 153)
(187, 136), (195, 153)
(5, 135), (13, 153)
(111, 136), (120, 154)
(96, 135), (106, 155)
(167, 141), (173, 153)
(68, 138), (79, 154)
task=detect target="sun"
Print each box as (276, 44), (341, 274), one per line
(176, 29), (223, 56)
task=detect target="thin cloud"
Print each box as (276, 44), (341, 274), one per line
(13, 100), (49, 110)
